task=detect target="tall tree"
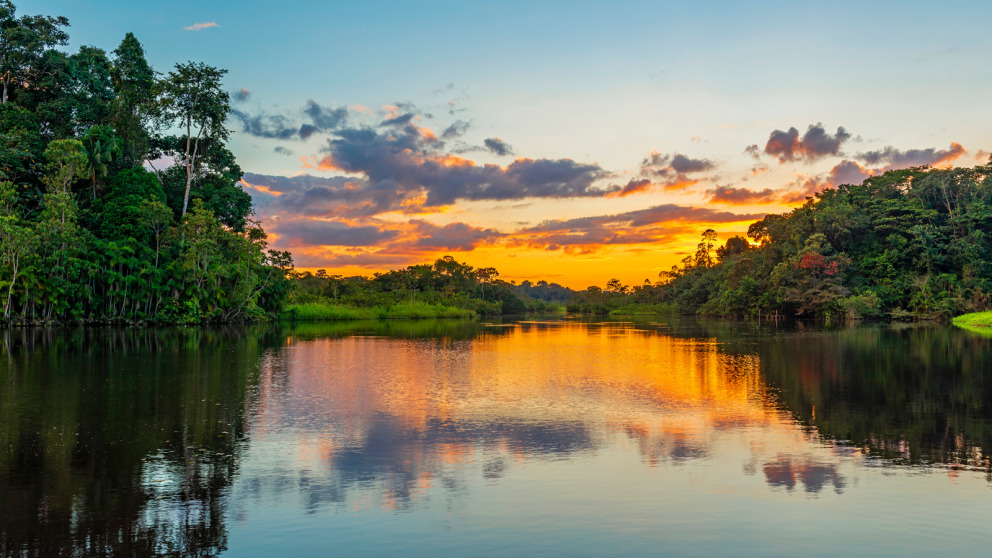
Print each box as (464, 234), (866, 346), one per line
(110, 32), (154, 166)
(157, 61), (230, 218)
(0, 1), (69, 104)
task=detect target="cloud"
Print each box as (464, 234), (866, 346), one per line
(184, 22), (219, 31)
(233, 88), (251, 102)
(609, 178), (654, 198)
(265, 216), (503, 267)
(638, 151), (714, 191)
(271, 219), (400, 247)
(230, 100), (351, 141)
(273, 146), (293, 156)
(707, 186), (778, 205)
(511, 204), (763, 251)
(410, 220), (503, 251)
(484, 138), (514, 157)
(856, 142), (966, 169)
(230, 109), (300, 140)
(302, 100), (349, 138)
(764, 123), (851, 163)
(441, 120), (470, 139)
(783, 160), (874, 203)
(313, 122), (614, 209)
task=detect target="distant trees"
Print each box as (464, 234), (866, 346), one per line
(290, 256), (528, 316)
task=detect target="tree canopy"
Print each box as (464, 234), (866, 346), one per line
(0, 2), (292, 324)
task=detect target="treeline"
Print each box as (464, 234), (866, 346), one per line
(292, 255), (559, 317)
(632, 163), (991, 320)
(565, 163), (992, 319)
(0, 2), (292, 324)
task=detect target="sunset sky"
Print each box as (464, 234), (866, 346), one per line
(27, 0), (992, 288)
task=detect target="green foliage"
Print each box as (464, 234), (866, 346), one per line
(156, 61), (231, 217)
(288, 255), (526, 318)
(652, 164), (992, 320)
(0, 3), (292, 324)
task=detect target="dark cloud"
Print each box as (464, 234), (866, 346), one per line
(231, 100), (351, 141)
(317, 123), (614, 210)
(233, 88), (251, 102)
(266, 217), (502, 263)
(273, 146), (293, 156)
(272, 219), (399, 247)
(241, 173), (373, 217)
(410, 220), (503, 251)
(483, 137), (514, 156)
(612, 178), (653, 197)
(441, 120), (470, 139)
(303, 100), (349, 134)
(638, 151), (714, 190)
(764, 123), (851, 163)
(828, 159), (873, 186)
(669, 154), (714, 174)
(230, 109), (300, 140)
(745, 144), (761, 160)
(708, 186), (778, 205)
(856, 142), (966, 169)
(380, 112), (416, 127)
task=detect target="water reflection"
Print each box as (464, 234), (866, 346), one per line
(1, 319), (991, 555)
(0, 327), (282, 556)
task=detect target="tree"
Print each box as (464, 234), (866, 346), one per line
(693, 229), (718, 269)
(110, 32), (154, 166)
(0, 1), (70, 104)
(81, 125), (119, 198)
(475, 266), (498, 300)
(157, 62), (230, 218)
(69, 45), (114, 130)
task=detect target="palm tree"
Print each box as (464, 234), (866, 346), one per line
(82, 126), (119, 199)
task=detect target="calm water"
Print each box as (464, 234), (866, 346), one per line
(1, 319), (990, 556)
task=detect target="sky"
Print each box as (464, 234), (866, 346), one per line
(22, 0), (992, 288)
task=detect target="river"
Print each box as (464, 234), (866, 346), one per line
(1, 319), (990, 556)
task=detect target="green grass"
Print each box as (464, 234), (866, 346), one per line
(284, 301), (474, 321)
(608, 302), (674, 316)
(952, 311), (992, 336)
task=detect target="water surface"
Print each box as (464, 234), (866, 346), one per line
(1, 319), (990, 556)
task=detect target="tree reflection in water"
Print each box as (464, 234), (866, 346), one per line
(0, 327), (281, 557)
(1, 318), (991, 555)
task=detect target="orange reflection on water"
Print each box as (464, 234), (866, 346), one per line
(247, 322), (841, 510)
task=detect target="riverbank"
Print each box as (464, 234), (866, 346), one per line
(952, 311), (992, 335)
(283, 301), (475, 321)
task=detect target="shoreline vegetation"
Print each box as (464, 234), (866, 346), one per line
(952, 312), (992, 335)
(3, 3), (991, 327)
(0, 2), (293, 326)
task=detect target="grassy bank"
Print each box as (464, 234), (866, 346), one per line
(284, 301), (475, 321)
(607, 303), (675, 317)
(952, 311), (992, 336)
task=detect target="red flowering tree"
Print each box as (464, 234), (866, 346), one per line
(773, 234), (850, 317)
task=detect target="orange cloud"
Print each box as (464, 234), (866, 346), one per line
(239, 179), (283, 197)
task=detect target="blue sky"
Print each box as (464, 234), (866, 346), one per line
(21, 0), (992, 285)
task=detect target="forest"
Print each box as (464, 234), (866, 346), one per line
(0, 2), (293, 324)
(4, 0), (990, 325)
(566, 163), (992, 320)
(291, 163), (992, 321)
